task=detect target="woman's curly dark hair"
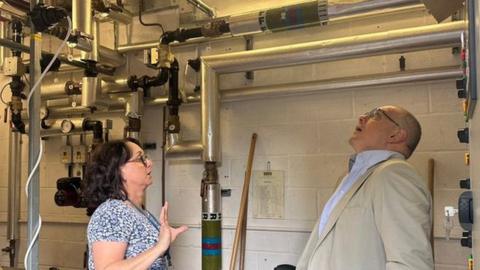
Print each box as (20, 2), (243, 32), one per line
(84, 139), (140, 208)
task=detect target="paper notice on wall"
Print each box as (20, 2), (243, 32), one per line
(252, 170), (284, 219)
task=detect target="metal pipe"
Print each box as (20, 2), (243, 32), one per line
(98, 46), (125, 67)
(146, 94), (201, 106)
(101, 76), (130, 93)
(97, 9), (133, 25)
(187, 0), (215, 17)
(27, 0), (42, 269)
(165, 133), (203, 159)
(72, 0), (93, 61)
(117, 41), (159, 53)
(204, 21), (465, 73)
(146, 67), (460, 106)
(201, 63), (220, 162)
(45, 106), (124, 119)
(81, 76), (98, 108)
(41, 82), (68, 98)
(116, 2), (426, 53)
(6, 130), (21, 267)
(201, 22), (464, 167)
(91, 18), (99, 62)
(40, 75), (129, 99)
(221, 67), (462, 101)
(328, 0), (420, 18)
(0, 21), (10, 69)
(47, 106), (93, 118)
(0, 36), (91, 70)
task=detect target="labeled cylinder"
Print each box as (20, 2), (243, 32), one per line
(201, 162), (221, 270)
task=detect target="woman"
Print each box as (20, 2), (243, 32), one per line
(85, 139), (188, 270)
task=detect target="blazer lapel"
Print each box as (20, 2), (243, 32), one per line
(314, 159), (391, 247)
(315, 168), (374, 244)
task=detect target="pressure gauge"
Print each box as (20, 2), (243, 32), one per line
(61, 119), (74, 134)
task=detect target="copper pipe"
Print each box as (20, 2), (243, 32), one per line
(229, 133), (257, 270)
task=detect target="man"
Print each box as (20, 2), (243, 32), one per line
(297, 105), (433, 270)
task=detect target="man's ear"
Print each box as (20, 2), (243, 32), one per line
(387, 128), (408, 144)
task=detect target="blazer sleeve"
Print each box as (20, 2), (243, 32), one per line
(371, 161), (434, 270)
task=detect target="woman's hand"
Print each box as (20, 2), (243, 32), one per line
(157, 201), (189, 251)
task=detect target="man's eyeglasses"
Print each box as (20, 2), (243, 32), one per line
(364, 108), (401, 128)
(128, 154), (150, 167)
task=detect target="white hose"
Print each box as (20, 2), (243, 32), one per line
(23, 16), (72, 270)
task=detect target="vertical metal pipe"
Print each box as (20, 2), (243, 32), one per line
(7, 130), (21, 267)
(0, 21), (10, 70)
(91, 18), (99, 62)
(201, 57), (222, 270)
(201, 63), (220, 162)
(72, 0), (92, 60)
(81, 76), (98, 108)
(27, 0), (42, 269)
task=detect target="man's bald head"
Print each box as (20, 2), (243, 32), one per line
(386, 106), (422, 158)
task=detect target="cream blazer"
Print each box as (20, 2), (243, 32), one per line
(296, 155), (433, 270)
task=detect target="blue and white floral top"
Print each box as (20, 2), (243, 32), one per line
(87, 199), (167, 270)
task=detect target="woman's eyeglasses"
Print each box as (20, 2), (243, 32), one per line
(128, 154), (150, 167)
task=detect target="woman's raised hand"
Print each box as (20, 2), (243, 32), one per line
(157, 201), (189, 251)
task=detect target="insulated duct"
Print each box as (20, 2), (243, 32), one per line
(118, 0), (423, 52)
(205, 21), (464, 73)
(228, 0), (419, 35)
(72, 0), (93, 61)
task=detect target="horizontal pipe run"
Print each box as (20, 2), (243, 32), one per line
(41, 82), (68, 98)
(0, 37), (88, 69)
(146, 94), (201, 106)
(45, 107), (124, 119)
(221, 67), (462, 101)
(144, 67), (461, 106)
(203, 21), (466, 73)
(327, 0), (420, 18)
(47, 106), (93, 118)
(116, 4), (427, 53)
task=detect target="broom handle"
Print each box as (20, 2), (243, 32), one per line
(229, 133), (257, 270)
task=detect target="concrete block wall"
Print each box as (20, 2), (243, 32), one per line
(162, 81), (471, 270)
(0, 3), (473, 270)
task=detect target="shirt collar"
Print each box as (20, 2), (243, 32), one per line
(350, 150), (404, 172)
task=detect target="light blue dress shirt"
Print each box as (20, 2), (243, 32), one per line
(318, 150), (402, 236)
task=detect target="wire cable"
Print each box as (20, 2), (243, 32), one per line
(0, 83), (10, 105)
(139, 0), (164, 34)
(23, 140), (43, 270)
(23, 15), (72, 270)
